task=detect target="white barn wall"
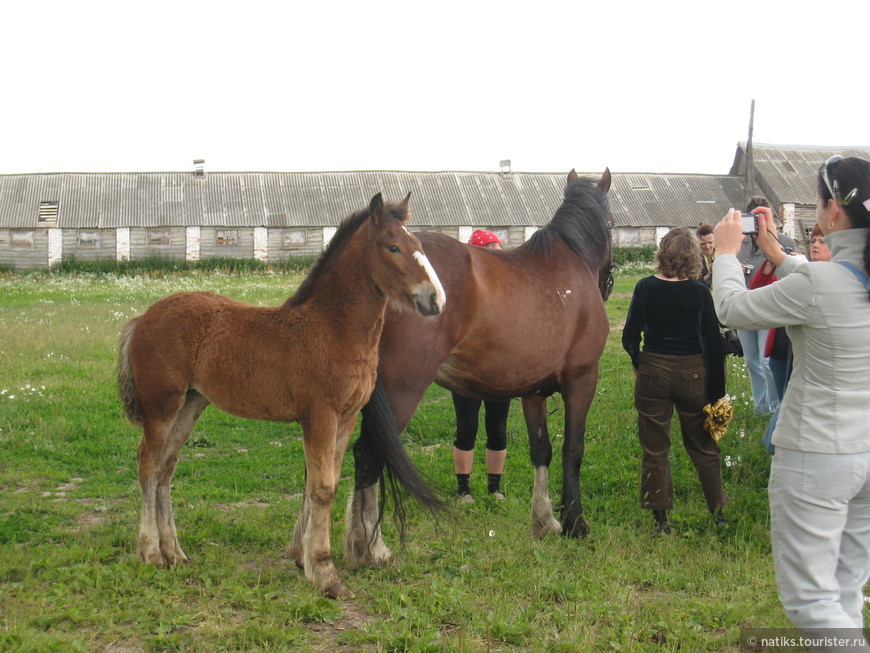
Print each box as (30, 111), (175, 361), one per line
(116, 227), (131, 261)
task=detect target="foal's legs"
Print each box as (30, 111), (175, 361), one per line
(138, 391), (209, 567)
(522, 395), (562, 538)
(290, 412), (354, 599)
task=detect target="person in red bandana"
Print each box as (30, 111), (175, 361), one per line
(452, 230), (511, 503)
(468, 229), (503, 248)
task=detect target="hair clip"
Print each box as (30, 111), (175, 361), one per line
(841, 187), (858, 206)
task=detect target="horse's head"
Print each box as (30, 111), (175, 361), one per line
(366, 192), (446, 317)
(566, 168), (615, 301)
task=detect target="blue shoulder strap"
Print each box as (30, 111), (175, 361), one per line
(836, 261), (870, 292)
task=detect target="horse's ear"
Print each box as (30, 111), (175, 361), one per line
(398, 192), (412, 222)
(369, 192), (385, 225)
(596, 168), (612, 194)
(567, 169), (578, 185)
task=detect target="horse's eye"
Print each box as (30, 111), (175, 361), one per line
(388, 245), (400, 254)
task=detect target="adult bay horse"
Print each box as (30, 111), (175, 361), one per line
(118, 192), (446, 599)
(345, 170), (613, 568)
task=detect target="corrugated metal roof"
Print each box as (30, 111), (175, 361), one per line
(731, 143), (870, 209)
(0, 168), (745, 230)
(608, 172), (746, 228)
(2, 144), (869, 230)
(0, 170), (574, 229)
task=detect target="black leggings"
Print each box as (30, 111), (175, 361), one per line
(451, 392), (509, 451)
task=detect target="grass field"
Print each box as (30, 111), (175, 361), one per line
(0, 267), (832, 651)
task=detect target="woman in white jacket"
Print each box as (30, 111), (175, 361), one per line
(713, 155), (870, 639)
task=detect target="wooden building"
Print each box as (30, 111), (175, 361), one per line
(1, 144), (868, 269)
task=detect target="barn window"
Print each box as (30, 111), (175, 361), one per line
(283, 230), (306, 247)
(37, 201), (59, 225)
(77, 231), (101, 248)
(147, 230), (171, 247)
(216, 230), (239, 246)
(11, 230), (35, 249)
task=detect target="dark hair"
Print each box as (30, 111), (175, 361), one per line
(656, 227), (701, 279)
(817, 156), (870, 294)
(696, 223), (714, 238)
(744, 196), (771, 212)
(525, 175), (611, 273)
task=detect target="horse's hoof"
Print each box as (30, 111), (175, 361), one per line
(345, 541), (394, 569)
(561, 518), (589, 538)
(531, 517), (562, 539)
(287, 547), (304, 569)
(139, 547), (167, 568)
(159, 546), (188, 567)
(164, 547), (190, 566)
(324, 581), (354, 600)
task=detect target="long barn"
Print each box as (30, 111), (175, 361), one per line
(1, 143), (868, 269)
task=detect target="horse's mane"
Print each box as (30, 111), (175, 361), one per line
(524, 177), (611, 269)
(283, 207), (370, 309)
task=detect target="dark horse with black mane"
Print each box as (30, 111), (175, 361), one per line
(345, 169), (614, 568)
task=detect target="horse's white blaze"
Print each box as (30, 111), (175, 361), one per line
(413, 250), (447, 309)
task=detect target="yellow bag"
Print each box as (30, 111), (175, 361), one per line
(703, 396), (734, 443)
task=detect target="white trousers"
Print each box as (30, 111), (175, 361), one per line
(769, 447), (870, 637)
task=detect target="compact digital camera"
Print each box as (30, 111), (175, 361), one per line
(741, 213), (758, 235)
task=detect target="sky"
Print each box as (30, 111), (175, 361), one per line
(2, 0), (868, 177)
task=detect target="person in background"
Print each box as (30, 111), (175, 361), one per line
(697, 223), (715, 287)
(735, 197), (796, 415)
(622, 227), (728, 534)
(808, 223), (832, 262)
(452, 229), (511, 503)
(713, 155), (870, 637)
(761, 243), (811, 456)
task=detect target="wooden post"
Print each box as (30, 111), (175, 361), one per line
(745, 99), (755, 202)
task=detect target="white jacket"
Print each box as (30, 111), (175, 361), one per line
(713, 228), (870, 454)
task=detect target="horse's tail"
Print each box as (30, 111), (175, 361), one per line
(118, 316), (143, 425)
(360, 377), (443, 516)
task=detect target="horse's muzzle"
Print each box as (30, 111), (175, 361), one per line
(413, 289), (443, 317)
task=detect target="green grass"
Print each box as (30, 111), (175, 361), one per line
(45, 254), (318, 276)
(0, 267), (833, 651)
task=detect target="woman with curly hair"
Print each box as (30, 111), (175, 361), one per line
(622, 227), (728, 534)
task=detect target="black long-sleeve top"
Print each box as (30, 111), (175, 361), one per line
(622, 276), (726, 403)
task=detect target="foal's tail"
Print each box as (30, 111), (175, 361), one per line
(117, 316), (143, 425)
(361, 378), (443, 515)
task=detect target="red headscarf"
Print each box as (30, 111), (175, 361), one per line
(468, 229), (502, 248)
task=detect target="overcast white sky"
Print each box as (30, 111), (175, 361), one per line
(2, 0), (868, 176)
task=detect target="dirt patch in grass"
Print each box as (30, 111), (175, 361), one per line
(72, 512), (108, 529)
(216, 500), (272, 512)
(103, 640), (144, 653)
(308, 600), (379, 652)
